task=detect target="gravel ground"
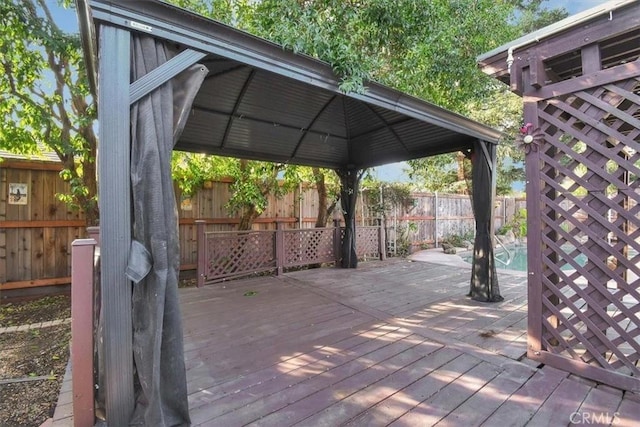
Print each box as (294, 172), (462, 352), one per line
(0, 295), (71, 427)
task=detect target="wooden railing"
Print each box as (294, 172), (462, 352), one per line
(196, 220), (385, 286)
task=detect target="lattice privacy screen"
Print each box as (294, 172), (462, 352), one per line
(530, 77), (640, 387)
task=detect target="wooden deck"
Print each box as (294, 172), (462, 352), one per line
(54, 257), (640, 426)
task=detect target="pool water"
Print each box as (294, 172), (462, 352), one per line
(462, 244), (588, 272)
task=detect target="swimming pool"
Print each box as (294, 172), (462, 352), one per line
(462, 244), (588, 272)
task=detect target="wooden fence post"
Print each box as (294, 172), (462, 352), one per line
(378, 219), (386, 260)
(196, 220), (206, 287)
(275, 220), (284, 275)
(86, 226), (100, 247)
(71, 238), (96, 427)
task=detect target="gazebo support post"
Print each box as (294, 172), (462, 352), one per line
(336, 167), (364, 268)
(97, 24), (135, 424)
(469, 139), (503, 302)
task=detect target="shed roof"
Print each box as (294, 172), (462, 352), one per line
(84, 0), (501, 170)
(0, 148), (60, 163)
(477, 0), (639, 86)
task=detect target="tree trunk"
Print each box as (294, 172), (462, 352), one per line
(456, 151), (466, 182)
(238, 204), (259, 230)
(313, 167), (329, 227)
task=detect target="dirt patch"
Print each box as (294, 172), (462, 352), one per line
(0, 295), (71, 327)
(0, 281), (193, 426)
(0, 296), (71, 427)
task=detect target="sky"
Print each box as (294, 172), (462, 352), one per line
(46, 0), (612, 183)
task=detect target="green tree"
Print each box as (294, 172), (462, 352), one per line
(172, 152), (303, 230)
(515, 0), (568, 34)
(307, 167), (340, 227)
(0, 0), (98, 225)
(406, 1), (567, 194)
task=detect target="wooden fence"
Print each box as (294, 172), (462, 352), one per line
(1, 160), (523, 290)
(0, 160), (84, 290)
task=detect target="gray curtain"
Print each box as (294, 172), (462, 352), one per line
(469, 140), (503, 302)
(337, 168), (363, 268)
(129, 35), (207, 426)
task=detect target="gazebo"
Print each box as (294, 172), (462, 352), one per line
(77, 0), (502, 424)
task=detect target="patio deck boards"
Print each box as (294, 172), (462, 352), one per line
(53, 257), (640, 426)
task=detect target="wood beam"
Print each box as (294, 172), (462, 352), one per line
(529, 51), (547, 90)
(1, 277), (71, 290)
(535, 8), (640, 63)
(525, 60), (640, 100)
(582, 43), (602, 75)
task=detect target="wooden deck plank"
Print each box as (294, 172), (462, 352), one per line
(481, 365), (569, 426)
(387, 360), (501, 426)
(614, 397), (640, 427)
(295, 347), (464, 427)
(526, 376), (593, 426)
(227, 336), (438, 427)
(187, 323), (402, 403)
(183, 304), (352, 353)
(344, 352), (482, 426)
(52, 259), (640, 427)
(186, 312), (375, 384)
(434, 368), (534, 426)
(191, 331), (426, 426)
(571, 386), (624, 426)
(444, 296), (528, 341)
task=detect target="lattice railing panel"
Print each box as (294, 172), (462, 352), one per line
(283, 228), (335, 267)
(204, 231), (276, 281)
(200, 225), (383, 283)
(356, 226), (380, 259)
(530, 76), (640, 384)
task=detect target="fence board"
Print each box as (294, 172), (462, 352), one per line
(1, 162), (523, 289)
(31, 227), (44, 280)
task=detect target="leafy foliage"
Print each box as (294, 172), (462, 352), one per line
(362, 179), (414, 217)
(405, 1), (568, 194)
(500, 207), (527, 238)
(172, 152), (303, 229)
(0, 0), (98, 224)
(407, 154), (465, 194)
(515, 0), (569, 34)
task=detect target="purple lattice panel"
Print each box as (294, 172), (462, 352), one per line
(204, 231), (276, 282)
(283, 228), (335, 267)
(356, 227), (380, 259)
(533, 77), (640, 380)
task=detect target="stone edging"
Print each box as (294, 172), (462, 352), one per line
(0, 318), (71, 334)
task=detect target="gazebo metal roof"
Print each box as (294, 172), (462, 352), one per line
(86, 0), (500, 169)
